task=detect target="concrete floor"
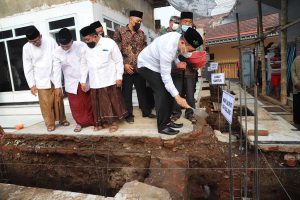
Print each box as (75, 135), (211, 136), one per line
(0, 81), (205, 140)
(0, 183), (113, 200)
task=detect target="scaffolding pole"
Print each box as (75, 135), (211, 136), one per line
(280, 0), (288, 104)
(236, 13), (247, 199)
(258, 0), (267, 96)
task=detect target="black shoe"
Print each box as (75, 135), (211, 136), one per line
(167, 121), (183, 128)
(143, 113), (156, 118)
(170, 114), (181, 122)
(125, 116), (134, 124)
(159, 127), (179, 135)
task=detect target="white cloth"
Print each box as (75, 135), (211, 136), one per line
(53, 41), (87, 94)
(22, 36), (58, 89)
(137, 32), (181, 97)
(80, 37), (124, 89)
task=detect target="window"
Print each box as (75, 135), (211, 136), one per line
(15, 26), (33, 37)
(7, 38), (29, 91)
(113, 22), (120, 30)
(49, 17), (75, 30)
(0, 30), (13, 40)
(0, 42), (12, 92)
(48, 17), (77, 45)
(103, 18), (112, 28)
(103, 17), (124, 38)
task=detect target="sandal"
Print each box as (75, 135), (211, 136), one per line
(47, 126), (55, 132)
(60, 121), (70, 126)
(109, 122), (118, 133)
(93, 126), (103, 132)
(74, 124), (82, 132)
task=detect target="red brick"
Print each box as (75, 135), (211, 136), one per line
(248, 130), (269, 136)
(144, 138), (162, 145)
(163, 139), (176, 149)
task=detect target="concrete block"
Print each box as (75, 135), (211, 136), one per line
(115, 180), (171, 200)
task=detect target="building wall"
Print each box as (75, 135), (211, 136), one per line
(0, 0), (81, 18)
(208, 37), (279, 62)
(0, 0), (155, 30)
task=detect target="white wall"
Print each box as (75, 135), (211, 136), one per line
(0, 1), (93, 103)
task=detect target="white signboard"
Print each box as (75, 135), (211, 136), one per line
(210, 62), (218, 70)
(221, 91), (235, 124)
(211, 73), (225, 84)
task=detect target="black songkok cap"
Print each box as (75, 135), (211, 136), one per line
(129, 10), (143, 18)
(80, 26), (96, 37)
(90, 21), (102, 30)
(57, 28), (72, 45)
(181, 12), (193, 20)
(25, 26), (40, 40)
(184, 27), (203, 49)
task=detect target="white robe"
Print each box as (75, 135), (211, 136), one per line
(53, 41), (87, 94)
(22, 36), (58, 89)
(80, 37), (124, 89)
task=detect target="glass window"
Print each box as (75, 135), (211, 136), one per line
(113, 22), (120, 30)
(107, 30), (115, 39)
(7, 38), (29, 91)
(0, 30), (13, 40)
(0, 42), (12, 92)
(103, 18), (112, 28)
(15, 26), (33, 37)
(49, 17), (75, 30)
(53, 29), (77, 44)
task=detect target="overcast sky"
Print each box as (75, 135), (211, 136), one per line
(154, 0), (236, 27)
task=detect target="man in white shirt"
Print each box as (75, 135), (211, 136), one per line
(80, 25), (127, 132)
(90, 21), (105, 37)
(53, 28), (94, 132)
(23, 26), (69, 132)
(137, 27), (202, 135)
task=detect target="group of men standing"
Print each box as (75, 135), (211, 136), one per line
(22, 10), (203, 135)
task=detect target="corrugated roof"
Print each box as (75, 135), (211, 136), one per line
(206, 13), (279, 41)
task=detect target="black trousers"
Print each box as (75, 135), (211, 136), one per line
(172, 75), (195, 118)
(138, 67), (173, 131)
(122, 73), (151, 117)
(293, 93), (300, 124)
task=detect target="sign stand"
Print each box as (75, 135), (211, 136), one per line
(221, 90), (235, 200)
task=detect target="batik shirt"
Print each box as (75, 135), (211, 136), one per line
(113, 25), (147, 73)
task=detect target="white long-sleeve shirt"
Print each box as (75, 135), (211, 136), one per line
(53, 41), (86, 94)
(80, 37), (124, 89)
(22, 36), (58, 89)
(137, 32), (181, 97)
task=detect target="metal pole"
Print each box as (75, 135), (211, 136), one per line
(258, 0), (267, 96)
(218, 79), (221, 130)
(280, 0), (288, 104)
(236, 13), (248, 198)
(254, 84), (260, 200)
(229, 123), (234, 200)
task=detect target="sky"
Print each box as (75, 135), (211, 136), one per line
(154, 0), (236, 27)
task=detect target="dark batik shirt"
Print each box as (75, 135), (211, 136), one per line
(113, 25), (146, 72)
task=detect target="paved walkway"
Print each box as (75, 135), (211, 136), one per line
(200, 80), (300, 153)
(0, 81), (206, 140)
